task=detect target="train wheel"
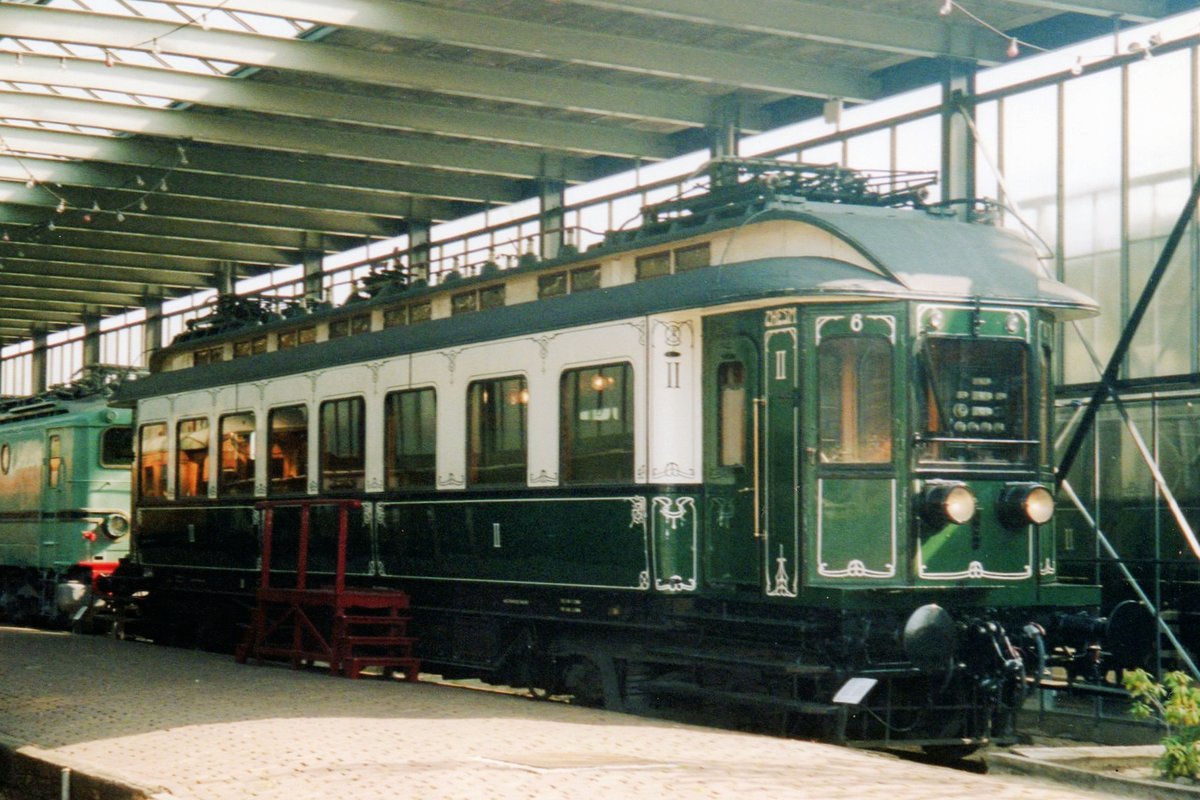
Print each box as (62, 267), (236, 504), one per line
(562, 656), (607, 707)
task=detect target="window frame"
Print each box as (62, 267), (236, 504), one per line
(559, 362), (635, 485)
(218, 411), (257, 497)
(319, 395), (367, 492)
(384, 386), (437, 490)
(267, 404), (309, 496)
(175, 416), (211, 499)
(466, 374), (529, 487)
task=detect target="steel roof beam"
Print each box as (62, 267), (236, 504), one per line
(0, 3), (746, 127)
(0, 285), (140, 313)
(0, 127), (525, 205)
(168, 0), (1020, 61)
(0, 56), (676, 160)
(0, 257), (211, 291)
(0, 92), (592, 181)
(0, 203), (366, 253)
(0, 240), (217, 274)
(1, 225), (291, 266)
(993, 0), (1165, 22)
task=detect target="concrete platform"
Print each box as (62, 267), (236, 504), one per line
(0, 626), (1125, 799)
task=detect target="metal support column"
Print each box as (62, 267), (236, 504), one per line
(29, 329), (47, 395)
(301, 239), (324, 306)
(941, 61), (976, 218)
(142, 293), (163, 367)
(81, 313), (101, 371)
(710, 96), (741, 188)
(540, 172), (567, 261)
(407, 220), (431, 285)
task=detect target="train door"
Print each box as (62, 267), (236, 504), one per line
(43, 429), (67, 568)
(799, 306), (905, 588)
(701, 312), (762, 590)
(762, 308), (801, 597)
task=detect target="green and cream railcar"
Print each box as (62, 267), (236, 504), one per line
(117, 172), (1114, 748)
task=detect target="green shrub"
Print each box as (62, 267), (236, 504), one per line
(1124, 668), (1200, 781)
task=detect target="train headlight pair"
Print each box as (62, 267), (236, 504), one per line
(920, 482), (978, 527)
(920, 481), (1054, 529)
(997, 483), (1055, 528)
(101, 512), (130, 539)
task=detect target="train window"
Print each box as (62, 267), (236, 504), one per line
(384, 388), (436, 489)
(298, 326), (317, 345)
(278, 330), (297, 349)
(916, 337), (1029, 464)
(138, 423), (168, 498)
(47, 434), (62, 488)
(718, 362), (747, 467)
(451, 291), (478, 316)
(560, 363), (634, 484)
(410, 302), (432, 323)
(100, 427), (134, 468)
(383, 305), (408, 328)
(268, 405), (308, 495)
(320, 397), (365, 492)
(467, 376), (528, 486)
(328, 319), (350, 339)
(635, 251), (671, 280)
(351, 314), (371, 334)
(233, 336), (268, 358)
(176, 418), (210, 498)
(219, 413), (256, 497)
(479, 284), (505, 310)
(674, 242), (710, 272)
(193, 346), (223, 366)
(0, 443), (8, 475)
(818, 337), (893, 464)
(571, 265), (601, 292)
(538, 272), (567, 298)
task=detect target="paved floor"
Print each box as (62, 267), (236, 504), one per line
(0, 626), (1121, 799)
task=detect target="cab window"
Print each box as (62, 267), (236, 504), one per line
(100, 427), (134, 468)
(47, 434), (62, 488)
(818, 337), (892, 464)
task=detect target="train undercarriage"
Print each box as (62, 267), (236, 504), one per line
(104, 563), (1137, 755)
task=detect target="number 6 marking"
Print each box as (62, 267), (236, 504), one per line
(850, 313), (863, 332)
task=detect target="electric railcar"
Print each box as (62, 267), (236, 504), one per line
(112, 163), (1134, 750)
(0, 373), (134, 623)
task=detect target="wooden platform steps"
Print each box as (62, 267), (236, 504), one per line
(236, 586), (421, 681)
(235, 499), (421, 681)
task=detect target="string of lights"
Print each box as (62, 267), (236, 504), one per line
(0, 0), (237, 265)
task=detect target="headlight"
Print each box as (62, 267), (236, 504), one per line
(998, 483), (1055, 528)
(102, 513), (130, 539)
(921, 481), (977, 527)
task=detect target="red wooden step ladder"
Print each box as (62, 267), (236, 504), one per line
(235, 498), (420, 681)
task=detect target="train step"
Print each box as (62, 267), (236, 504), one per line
(341, 635), (416, 648)
(343, 655), (421, 681)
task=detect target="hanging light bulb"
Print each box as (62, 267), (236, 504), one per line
(46, 220), (55, 231)
(2, 230), (9, 242)
(1006, 37), (1020, 58)
(116, 211), (126, 222)
(1070, 56), (1084, 76)
(15, 51), (22, 67)
(82, 213), (92, 223)
(55, 198), (66, 213)
(176, 143), (188, 165)
(59, 56), (66, 69)
(91, 200), (101, 212)
(938, 0), (953, 16)
(152, 38), (162, 55)
(200, 13), (210, 30)
(159, 177), (169, 192)
(24, 178), (35, 189)
(135, 174), (146, 187)
(138, 197), (148, 211)
(104, 49), (114, 68)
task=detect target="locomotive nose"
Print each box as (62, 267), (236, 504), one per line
(903, 604), (956, 673)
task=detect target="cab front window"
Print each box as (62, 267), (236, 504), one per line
(916, 337), (1030, 464)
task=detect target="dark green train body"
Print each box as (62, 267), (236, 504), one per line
(114, 166), (1130, 750)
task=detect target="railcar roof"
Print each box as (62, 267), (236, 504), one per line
(116, 223), (1095, 406)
